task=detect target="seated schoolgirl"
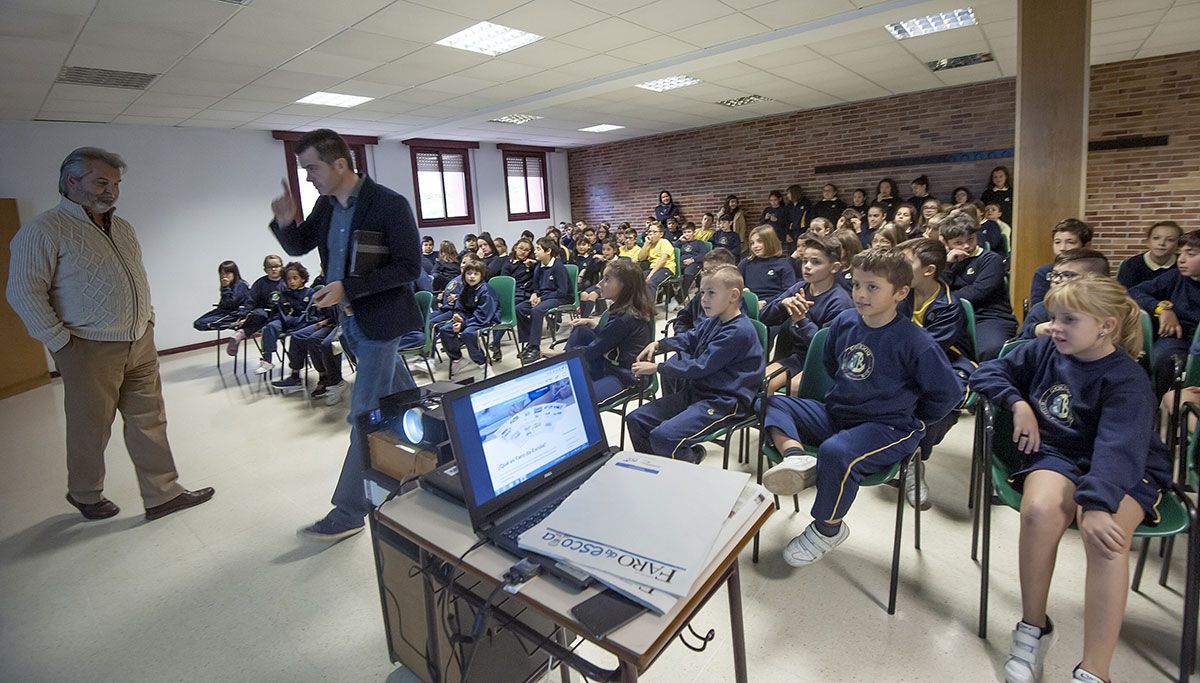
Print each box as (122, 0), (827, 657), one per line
(438, 261), (500, 381)
(1117, 220), (1181, 289)
(194, 260), (250, 331)
(738, 225), (797, 304)
(432, 240), (461, 292)
(580, 240), (618, 317)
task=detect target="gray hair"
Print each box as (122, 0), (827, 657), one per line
(58, 147), (126, 196)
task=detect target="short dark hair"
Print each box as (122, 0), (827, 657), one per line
(703, 247), (737, 268)
(911, 175), (929, 188)
(462, 261), (485, 277)
(1176, 230), (1200, 250)
(867, 201), (887, 214)
(422, 235), (434, 244)
(851, 249), (912, 290)
(536, 236), (558, 254)
(938, 213), (980, 241)
(283, 261), (309, 283)
(1054, 248), (1110, 276)
(294, 129), (354, 167)
(1052, 218), (1093, 244)
(898, 238), (948, 279)
(464, 233), (478, 241)
(1147, 220), (1183, 238)
(802, 235), (843, 263)
(768, 190), (783, 201)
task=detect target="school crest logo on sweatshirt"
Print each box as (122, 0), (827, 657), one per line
(1037, 383), (1073, 426)
(840, 343), (874, 381)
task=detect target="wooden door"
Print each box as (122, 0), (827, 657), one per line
(0, 198), (50, 398)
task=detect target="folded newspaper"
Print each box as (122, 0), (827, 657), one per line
(518, 453), (756, 613)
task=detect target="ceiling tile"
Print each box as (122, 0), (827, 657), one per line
(742, 0), (857, 30)
(111, 114), (185, 126)
(1092, 0), (1173, 21)
(3, 0), (96, 16)
(607, 35), (697, 64)
(35, 111), (113, 123)
(354, 1), (476, 42)
(280, 51), (382, 79)
(573, 0), (645, 12)
(274, 103), (344, 116)
(65, 43), (182, 73)
(175, 119), (239, 129)
(554, 54), (640, 80)
(250, 70), (340, 92)
(189, 35), (305, 67)
(456, 60), (545, 81)
(1092, 12), (1167, 35)
(396, 88), (459, 105)
(189, 109), (262, 123)
(167, 58), (268, 84)
(326, 79), (405, 98)
(40, 98), (127, 115)
(91, 0), (236, 32)
(315, 30), (424, 63)
(358, 62), (439, 88)
(214, 98), (288, 114)
(405, 0), (530, 20)
(621, 0), (734, 31)
(982, 19), (1016, 42)
(420, 74), (499, 95)
(74, 17), (207, 54)
(681, 13), (771, 47)
(492, 0), (612, 38)
(134, 92), (221, 109)
(1092, 30), (1153, 49)
(48, 82), (140, 103)
(217, 7), (337, 47)
(0, 35), (72, 68)
(253, 114), (322, 126)
(247, 0), (393, 25)
(556, 17), (659, 50)
(149, 77), (242, 98)
(229, 84), (313, 102)
(497, 40), (592, 69)
(1, 7), (85, 41)
(122, 104), (203, 118)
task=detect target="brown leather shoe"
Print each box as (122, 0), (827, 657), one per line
(144, 487), (215, 521)
(66, 494), (120, 520)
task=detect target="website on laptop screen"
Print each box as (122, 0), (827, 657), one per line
(450, 356), (602, 508)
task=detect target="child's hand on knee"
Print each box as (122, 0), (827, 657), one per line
(1011, 401), (1041, 454)
(1077, 509), (1128, 560)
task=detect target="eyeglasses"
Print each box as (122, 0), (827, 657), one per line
(1045, 270), (1079, 283)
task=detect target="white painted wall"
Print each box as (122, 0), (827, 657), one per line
(0, 121), (571, 352)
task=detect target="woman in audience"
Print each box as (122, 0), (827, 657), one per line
(655, 190), (683, 229)
(718, 194), (748, 246)
(874, 177), (901, 219)
(981, 165), (1014, 226)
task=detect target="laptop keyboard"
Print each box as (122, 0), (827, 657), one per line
(501, 491), (571, 543)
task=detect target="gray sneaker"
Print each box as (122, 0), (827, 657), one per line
(323, 380), (348, 406)
(905, 459), (931, 510)
(762, 455), (818, 496)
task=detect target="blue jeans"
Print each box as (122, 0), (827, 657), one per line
(327, 314), (416, 528)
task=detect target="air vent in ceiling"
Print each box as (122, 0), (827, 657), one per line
(927, 52), (994, 72)
(56, 66), (158, 90)
(214, 0), (254, 5)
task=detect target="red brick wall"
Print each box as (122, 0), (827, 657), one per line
(567, 51), (1200, 262)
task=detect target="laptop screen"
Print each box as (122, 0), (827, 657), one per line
(445, 352), (606, 522)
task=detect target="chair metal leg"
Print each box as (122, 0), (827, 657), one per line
(978, 463), (994, 638)
(1180, 503), (1200, 681)
(888, 457), (907, 615)
(914, 455), (923, 551)
(1159, 535), (1176, 587)
(1132, 537), (1151, 591)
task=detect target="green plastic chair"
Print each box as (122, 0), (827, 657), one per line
(754, 326), (914, 616)
(1115, 257), (1129, 285)
(974, 396), (1197, 681)
(1139, 309), (1154, 375)
(479, 276), (517, 378)
(546, 264), (580, 345)
(399, 290), (434, 378)
(742, 290), (760, 320)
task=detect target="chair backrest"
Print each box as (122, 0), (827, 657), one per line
(488, 276), (517, 325)
(563, 264), (580, 305)
(750, 318), (768, 353)
(414, 289), (434, 354)
(1139, 310), (1154, 375)
(1184, 326), (1200, 388)
(960, 297), (978, 349)
(797, 327), (834, 400)
(987, 337), (1032, 471)
(1115, 258), (1129, 284)
(742, 290), (760, 320)
(672, 246), (681, 275)
(597, 309), (610, 328)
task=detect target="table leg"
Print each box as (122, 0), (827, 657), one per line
(419, 548), (442, 683)
(618, 660), (639, 682)
(554, 627), (572, 683)
(728, 559), (748, 683)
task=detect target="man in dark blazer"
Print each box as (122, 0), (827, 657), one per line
(270, 129), (422, 541)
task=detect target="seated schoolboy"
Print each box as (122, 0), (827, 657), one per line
(194, 260), (250, 331)
(438, 261), (500, 381)
(671, 248), (739, 334)
(677, 222), (709, 300)
(970, 275), (1171, 683)
(271, 276), (344, 401)
(1029, 218), (1093, 306)
(711, 216), (741, 260)
(1018, 249), (1111, 340)
(637, 222), (677, 303)
(739, 225), (797, 305)
(626, 266), (763, 463)
(571, 237), (603, 297)
(421, 236), (436, 271)
(693, 213), (716, 242)
(225, 254), (285, 356)
(859, 202), (887, 248)
(979, 202), (1011, 259)
(1117, 220), (1181, 289)
(617, 228), (641, 260)
(546, 228), (571, 262)
(457, 233), (478, 260)
(256, 262), (315, 375)
(579, 240), (618, 317)
(516, 237), (571, 362)
(762, 236), (852, 395)
(759, 250), (960, 566)
(1131, 229), (1200, 397)
(544, 259), (655, 402)
(941, 213), (1017, 360)
(896, 238), (979, 509)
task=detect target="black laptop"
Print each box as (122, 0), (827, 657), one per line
(424, 351), (620, 588)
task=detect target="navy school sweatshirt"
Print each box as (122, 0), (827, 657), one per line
(658, 313), (763, 406)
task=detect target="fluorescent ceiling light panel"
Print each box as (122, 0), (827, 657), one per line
(886, 8), (976, 40)
(578, 124), (624, 133)
(635, 75), (703, 92)
(927, 52), (994, 72)
(436, 21), (543, 56)
(489, 114), (543, 124)
(296, 91), (375, 107)
(717, 95), (770, 108)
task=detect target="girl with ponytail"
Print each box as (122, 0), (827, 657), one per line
(970, 274), (1171, 683)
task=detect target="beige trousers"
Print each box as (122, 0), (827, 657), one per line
(51, 325), (184, 508)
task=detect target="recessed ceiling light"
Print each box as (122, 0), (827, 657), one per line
(436, 21), (543, 56)
(717, 95), (770, 108)
(489, 114), (543, 125)
(886, 8), (976, 40)
(635, 75), (703, 92)
(579, 124), (624, 133)
(296, 91), (375, 108)
(927, 52), (994, 72)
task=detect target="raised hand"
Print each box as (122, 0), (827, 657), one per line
(271, 179), (296, 225)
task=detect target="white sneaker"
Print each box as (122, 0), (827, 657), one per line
(449, 357), (478, 380)
(1072, 666), (1104, 683)
(1004, 619), (1055, 683)
(762, 455), (817, 496)
(783, 521), (849, 567)
(254, 359), (275, 375)
(323, 380), (347, 406)
(905, 458), (931, 510)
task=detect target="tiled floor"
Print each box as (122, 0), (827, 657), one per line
(0, 342), (1191, 682)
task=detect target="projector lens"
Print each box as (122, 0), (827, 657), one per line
(402, 408), (424, 443)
